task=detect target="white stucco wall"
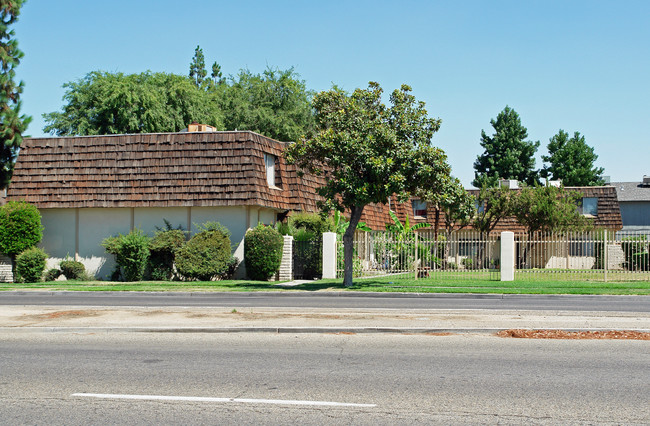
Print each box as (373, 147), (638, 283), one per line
(38, 206), (280, 280)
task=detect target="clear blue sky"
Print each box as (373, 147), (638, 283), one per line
(14, 0), (650, 187)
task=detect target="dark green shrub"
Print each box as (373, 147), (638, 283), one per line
(102, 229), (150, 281)
(0, 201), (43, 258)
(288, 212), (334, 234)
(148, 228), (186, 280)
(15, 247), (48, 283)
(59, 259), (86, 280)
(293, 229), (322, 279)
(245, 224), (283, 280)
(44, 268), (62, 281)
(175, 222), (232, 281)
(622, 236), (648, 271)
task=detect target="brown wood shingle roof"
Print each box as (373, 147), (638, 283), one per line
(7, 131), (324, 212)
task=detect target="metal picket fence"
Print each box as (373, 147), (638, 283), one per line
(336, 230), (500, 281)
(335, 229), (650, 282)
(514, 230), (650, 282)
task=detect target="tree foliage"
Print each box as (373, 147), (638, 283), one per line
(472, 186), (515, 235)
(512, 185), (591, 233)
(0, 0), (31, 189)
(216, 67), (315, 142)
(189, 45), (207, 88)
(285, 82), (451, 286)
(473, 106), (540, 188)
(541, 130), (605, 186)
(43, 71), (223, 136)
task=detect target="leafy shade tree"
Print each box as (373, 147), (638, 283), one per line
(440, 178), (475, 234)
(0, 0), (31, 189)
(189, 45), (207, 88)
(43, 71), (223, 135)
(512, 185), (591, 233)
(217, 67), (315, 142)
(285, 82), (451, 286)
(473, 106), (540, 188)
(0, 200), (43, 278)
(541, 130), (605, 186)
(472, 186), (515, 236)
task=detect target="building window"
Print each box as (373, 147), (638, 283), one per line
(580, 197), (598, 216)
(264, 153), (276, 187)
(412, 200), (427, 218)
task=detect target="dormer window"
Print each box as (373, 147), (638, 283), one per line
(580, 197), (598, 216)
(264, 153), (278, 188)
(413, 199), (427, 218)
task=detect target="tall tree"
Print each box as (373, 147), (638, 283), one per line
(43, 71), (222, 135)
(285, 82), (451, 286)
(473, 106), (539, 188)
(541, 130), (605, 186)
(512, 185), (590, 233)
(0, 0), (30, 190)
(217, 67), (315, 141)
(210, 61), (224, 86)
(189, 45), (207, 88)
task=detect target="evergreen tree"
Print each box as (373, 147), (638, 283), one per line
(211, 61), (224, 86)
(541, 130), (605, 186)
(472, 106), (539, 188)
(0, 0), (31, 190)
(189, 45), (207, 88)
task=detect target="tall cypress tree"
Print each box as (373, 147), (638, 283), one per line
(472, 106), (539, 188)
(188, 45), (207, 88)
(0, 0), (31, 190)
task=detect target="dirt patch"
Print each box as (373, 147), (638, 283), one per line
(24, 310), (101, 320)
(497, 329), (650, 340)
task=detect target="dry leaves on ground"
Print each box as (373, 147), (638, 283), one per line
(497, 329), (650, 340)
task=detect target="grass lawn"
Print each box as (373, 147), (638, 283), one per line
(1, 275), (649, 295)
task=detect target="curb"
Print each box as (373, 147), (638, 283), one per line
(2, 326), (649, 335)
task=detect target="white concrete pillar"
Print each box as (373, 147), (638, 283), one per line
(278, 235), (293, 281)
(322, 232), (337, 279)
(500, 231), (515, 281)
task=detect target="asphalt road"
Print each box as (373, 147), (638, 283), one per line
(1, 331), (648, 424)
(1, 291), (649, 313)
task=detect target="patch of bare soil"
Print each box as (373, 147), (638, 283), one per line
(25, 310), (101, 320)
(497, 329), (650, 340)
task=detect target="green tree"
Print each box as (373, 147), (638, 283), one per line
(541, 130), (605, 186)
(440, 178), (475, 233)
(43, 71), (223, 135)
(0, 0), (31, 189)
(217, 67), (315, 141)
(512, 185), (590, 234)
(211, 61), (224, 86)
(472, 186), (515, 236)
(189, 45), (207, 88)
(473, 106), (540, 188)
(285, 82), (451, 286)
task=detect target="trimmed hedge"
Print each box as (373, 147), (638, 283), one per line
(0, 200), (43, 258)
(149, 228), (186, 280)
(15, 247), (48, 283)
(245, 224), (283, 280)
(60, 259), (86, 280)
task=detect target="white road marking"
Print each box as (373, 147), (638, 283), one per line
(71, 393), (377, 408)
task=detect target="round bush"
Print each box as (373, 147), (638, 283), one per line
(245, 224), (283, 280)
(102, 229), (150, 281)
(59, 259), (86, 280)
(15, 247), (48, 283)
(0, 201), (43, 257)
(175, 225), (232, 281)
(44, 268), (62, 281)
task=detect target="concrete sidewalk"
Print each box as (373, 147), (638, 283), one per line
(1, 305), (649, 334)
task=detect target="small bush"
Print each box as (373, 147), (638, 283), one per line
(44, 268), (62, 281)
(288, 212), (334, 234)
(175, 223), (232, 281)
(102, 229), (150, 281)
(60, 259), (86, 280)
(245, 224), (283, 280)
(149, 228), (186, 280)
(15, 247), (48, 283)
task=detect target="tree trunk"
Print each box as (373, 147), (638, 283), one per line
(343, 205), (365, 287)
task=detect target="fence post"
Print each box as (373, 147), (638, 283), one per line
(501, 231), (515, 281)
(322, 232), (337, 279)
(604, 229), (608, 282)
(278, 235), (293, 281)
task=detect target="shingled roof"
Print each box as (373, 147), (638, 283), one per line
(6, 131), (324, 212)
